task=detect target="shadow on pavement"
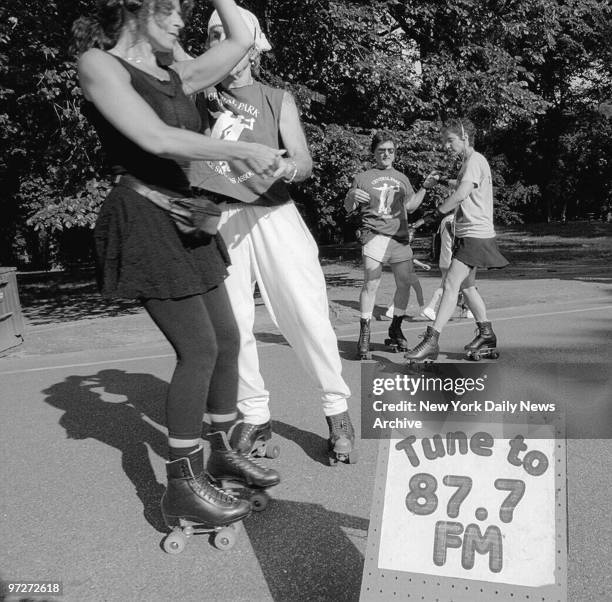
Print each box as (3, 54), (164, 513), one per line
(245, 499), (367, 602)
(42, 369), (169, 533)
(255, 332), (290, 346)
(19, 279), (140, 326)
(272, 420), (330, 466)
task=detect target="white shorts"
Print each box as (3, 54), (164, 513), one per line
(363, 234), (413, 264)
(439, 232), (454, 269)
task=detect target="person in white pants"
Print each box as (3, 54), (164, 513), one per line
(188, 7), (356, 465)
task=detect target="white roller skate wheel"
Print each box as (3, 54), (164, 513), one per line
(214, 527), (237, 550)
(163, 531), (187, 554)
(265, 444), (280, 459)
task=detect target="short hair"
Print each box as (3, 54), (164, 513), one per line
(370, 131), (396, 154)
(442, 119), (476, 144)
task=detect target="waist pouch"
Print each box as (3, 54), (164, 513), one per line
(356, 227), (411, 246)
(118, 175), (224, 237)
(356, 227), (375, 246)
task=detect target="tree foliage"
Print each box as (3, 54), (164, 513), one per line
(1, 0), (611, 264)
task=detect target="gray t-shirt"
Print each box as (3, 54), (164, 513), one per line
(454, 151), (495, 238)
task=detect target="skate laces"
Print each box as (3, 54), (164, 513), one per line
(238, 423), (258, 447)
(199, 474), (238, 503)
(330, 413), (353, 436)
(412, 331), (434, 352)
(233, 451), (268, 472)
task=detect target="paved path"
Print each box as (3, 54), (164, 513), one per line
(1, 265), (611, 601)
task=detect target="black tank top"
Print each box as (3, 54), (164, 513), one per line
(83, 55), (201, 196)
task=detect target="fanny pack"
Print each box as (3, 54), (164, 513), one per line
(356, 227), (412, 246)
(118, 175), (223, 237)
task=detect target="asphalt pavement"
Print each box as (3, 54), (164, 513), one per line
(1, 264), (611, 602)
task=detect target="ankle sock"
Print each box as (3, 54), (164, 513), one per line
(210, 419), (236, 434)
(168, 444), (199, 462)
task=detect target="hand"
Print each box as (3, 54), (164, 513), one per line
(351, 188), (371, 205)
(272, 156), (297, 180)
(422, 171), (441, 189)
(243, 144), (286, 177)
(414, 259), (431, 271)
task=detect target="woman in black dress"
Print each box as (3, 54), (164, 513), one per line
(73, 0), (281, 539)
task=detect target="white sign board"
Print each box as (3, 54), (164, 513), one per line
(361, 424), (566, 601)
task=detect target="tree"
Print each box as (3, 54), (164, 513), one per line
(1, 0), (611, 266)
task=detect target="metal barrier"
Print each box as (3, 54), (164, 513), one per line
(0, 267), (25, 354)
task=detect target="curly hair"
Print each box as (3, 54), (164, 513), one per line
(370, 131), (396, 154)
(72, 0), (193, 55)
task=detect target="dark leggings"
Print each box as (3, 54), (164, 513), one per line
(142, 284), (239, 440)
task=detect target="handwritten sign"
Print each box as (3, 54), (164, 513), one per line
(360, 422), (567, 601)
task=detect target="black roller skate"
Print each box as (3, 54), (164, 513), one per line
(161, 447), (251, 554)
(384, 315), (409, 352)
(357, 318), (372, 360)
(207, 430), (281, 512)
(326, 411), (358, 466)
(231, 420), (280, 459)
(464, 321), (500, 361)
(404, 325), (440, 364)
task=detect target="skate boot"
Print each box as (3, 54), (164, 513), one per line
(231, 420), (280, 459)
(357, 318), (372, 360)
(384, 315), (408, 352)
(404, 326), (440, 364)
(161, 447), (251, 553)
(207, 429), (281, 512)
(464, 321), (500, 361)
(326, 411), (358, 466)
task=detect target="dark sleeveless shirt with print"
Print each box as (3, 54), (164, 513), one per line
(85, 56), (229, 300)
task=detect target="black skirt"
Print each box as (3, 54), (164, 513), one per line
(453, 236), (509, 269)
(94, 184), (230, 300)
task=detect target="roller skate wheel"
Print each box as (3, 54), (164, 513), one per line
(214, 527), (237, 551)
(163, 531), (187, 555)
(253, 443), (266, 458)
(265, 444), (280, 459)
(468, 352), (481, 361)
(490, 351), (500, 359)
(250, 491), (270, 512)
(329, 455), (339, 467)
(348, 450), (359, 464)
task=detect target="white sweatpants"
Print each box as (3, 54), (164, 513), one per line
(218, 201), (351, 424)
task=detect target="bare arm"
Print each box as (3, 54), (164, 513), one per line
(438, 181), (474, 214)
(78, 49), (282, 174)
(405, 172), (438, 212)
(344, 181), (370, 213)
(171, 0), (253, 95)
(405, 187), (427, 213)
(413, 258), (431, 271)
(274, 92), (313, 182)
